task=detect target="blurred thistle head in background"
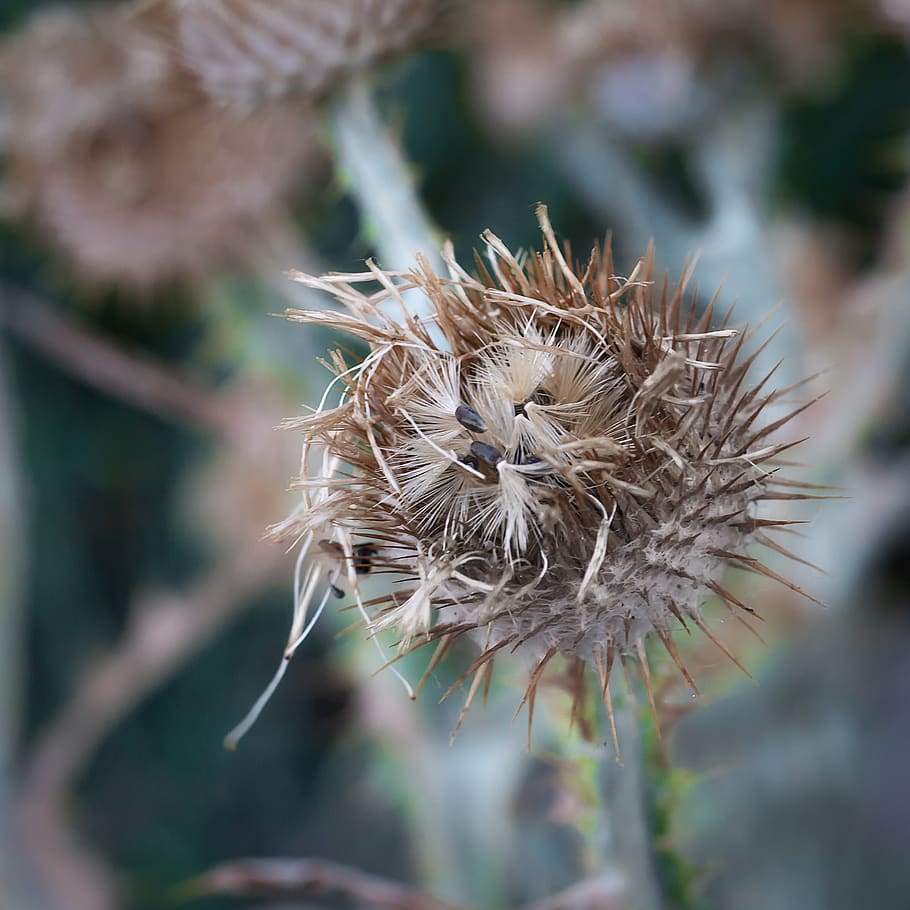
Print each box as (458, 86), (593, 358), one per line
(0, 2), (330, 290)
(261, 206), (823, 747)
(0, 0), (461, 291)
(141, 0), (455, 108)
(13, 98), (323, 291)
(0, 4), (169, 158)
(468, 0), (882, 139)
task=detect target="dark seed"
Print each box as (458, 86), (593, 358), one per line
(517, 453), (542, 465)
(330, 584), (345, 598)
(353, 543), (377, 576)
(455, 404), (487, 433)
(459, 453), (479, 470)
(470, 441), (503, 469)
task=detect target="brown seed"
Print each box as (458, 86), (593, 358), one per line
(455, 404), (488, 433)
(470, 441), (503, 469)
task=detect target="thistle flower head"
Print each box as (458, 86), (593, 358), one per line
(245, 207), (821, 747)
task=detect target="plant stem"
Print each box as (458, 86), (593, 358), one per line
(0, 334), (32, 908)
(0, 286), (238, 440)
(191, 856), (462, 910)
(328, 78), (445, 330)
(595, 697), (664, 910)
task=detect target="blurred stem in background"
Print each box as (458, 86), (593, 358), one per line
(0, 335), (26, 767)
(0, 328), (31, 907)
(18, 543), (289, 910)
(596, 699), (663, 910)
(329, 78), (446, 345)
(329, 78), (444, 276)
(0, 287), (239, 440)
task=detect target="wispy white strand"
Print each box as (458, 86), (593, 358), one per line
(224, 575), (336, 750)
(287, 574), (335, 655)
(349, 565), (415, 700)
(223, 656), (291, 751)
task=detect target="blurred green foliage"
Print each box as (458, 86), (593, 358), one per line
(778, 35), (910, 268)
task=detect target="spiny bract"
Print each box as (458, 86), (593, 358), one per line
(273, 206), (821, 744)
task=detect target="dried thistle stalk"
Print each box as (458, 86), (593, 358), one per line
(231, 205), (823, 748)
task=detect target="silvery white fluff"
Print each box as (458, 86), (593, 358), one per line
(226, 205), (822, 749)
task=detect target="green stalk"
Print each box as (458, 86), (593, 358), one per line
(328, 77), (446, 346)
(589, 696), (665, 910)
(329, 78), (444, 275)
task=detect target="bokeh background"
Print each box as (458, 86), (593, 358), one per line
(2, 2), (910, 909)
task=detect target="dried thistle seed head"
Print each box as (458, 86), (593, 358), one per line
(146, 0), (452, 108)
(277, 205), (821, 740)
